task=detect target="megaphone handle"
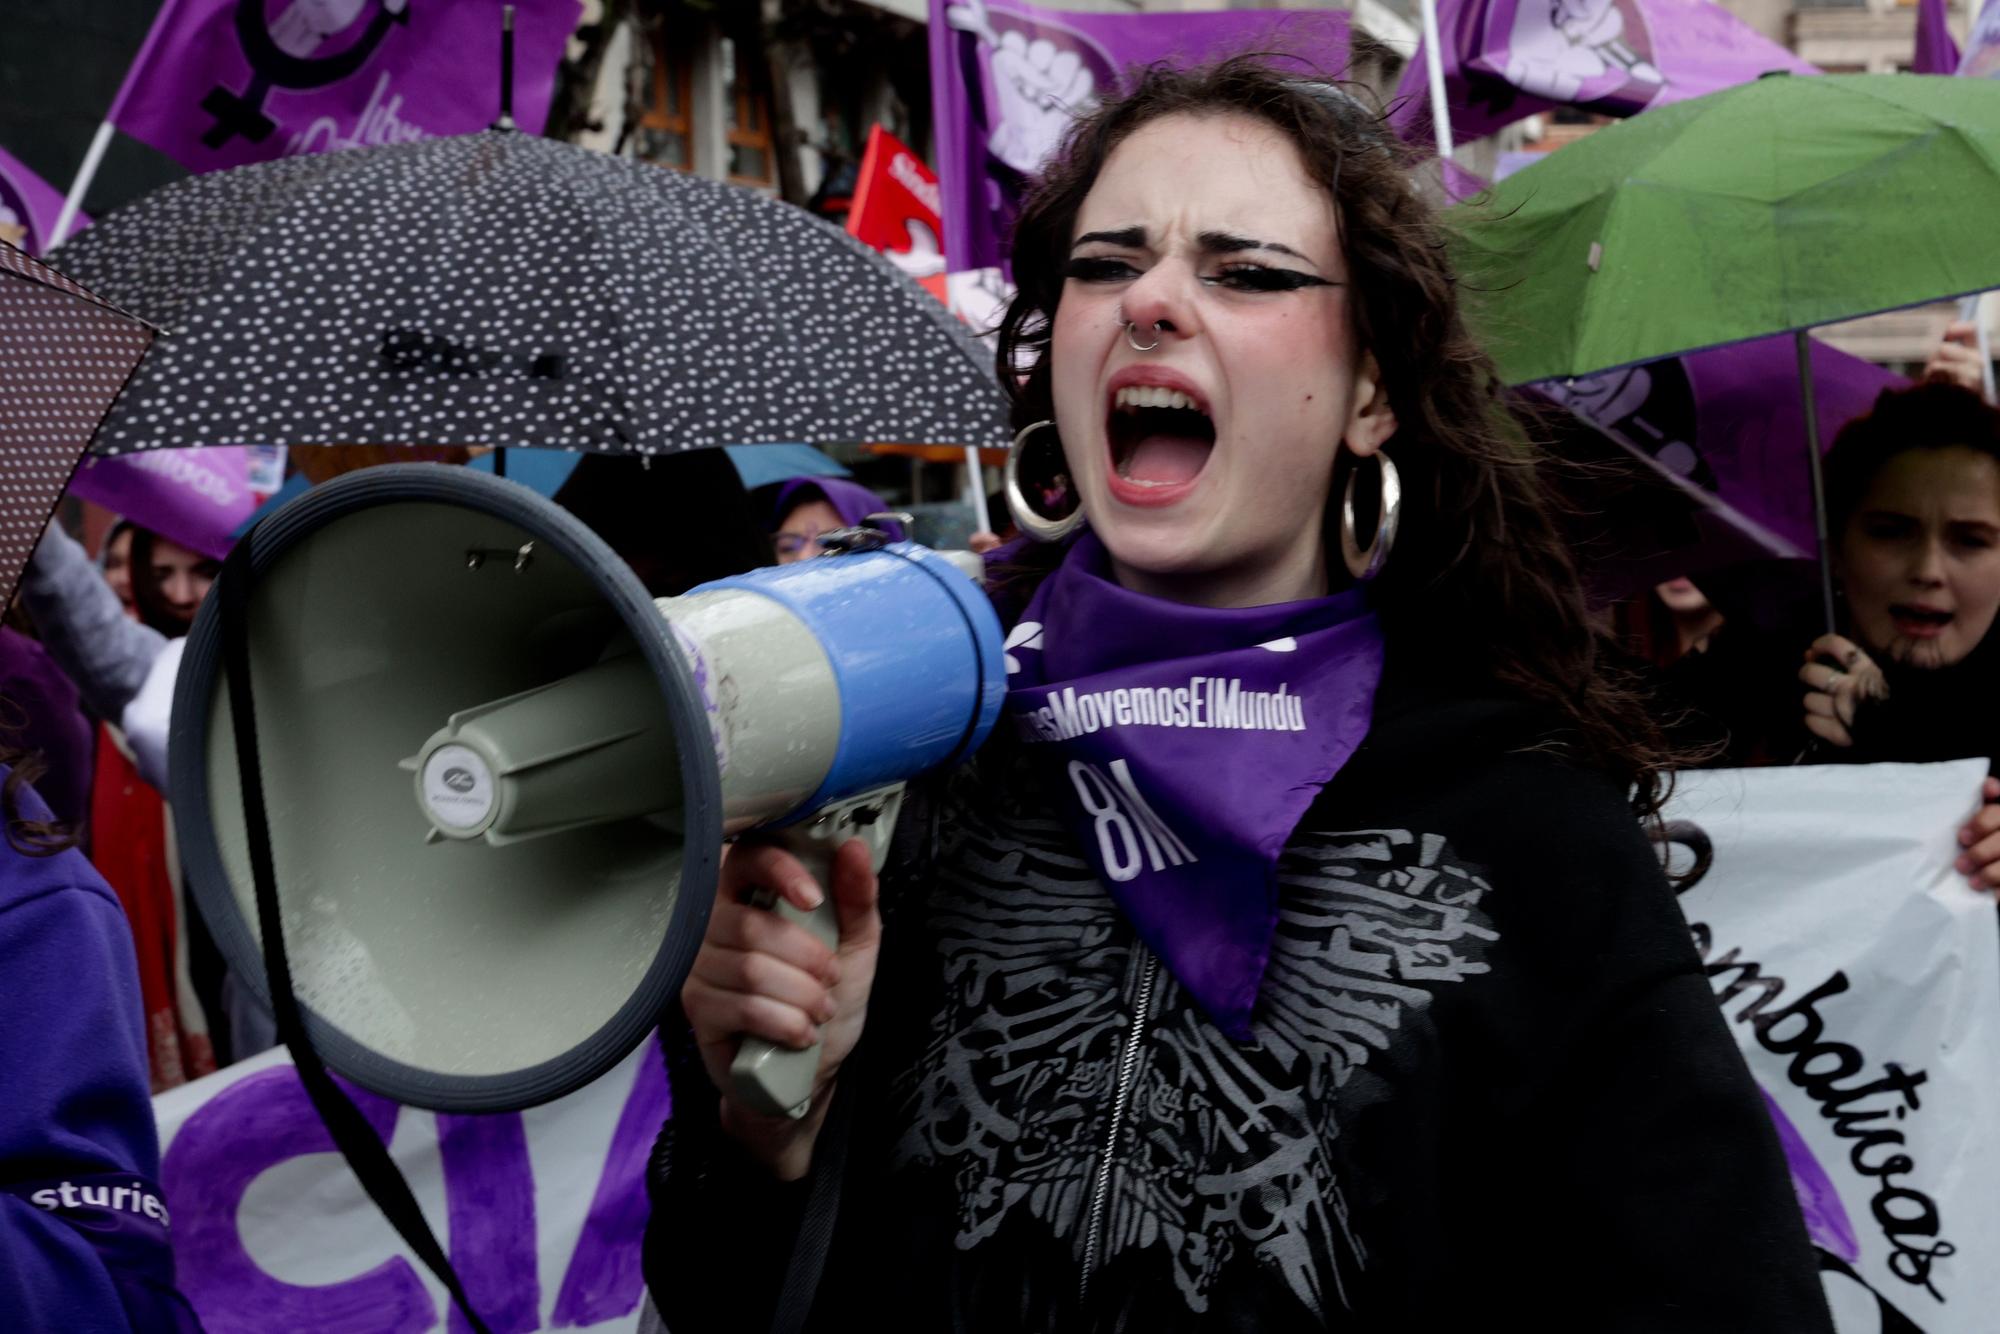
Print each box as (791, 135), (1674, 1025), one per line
(729, 785), (903, 1120)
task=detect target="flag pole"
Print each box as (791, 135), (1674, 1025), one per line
(47, 120), (113, 253)
(1418, 0), (1455, 160)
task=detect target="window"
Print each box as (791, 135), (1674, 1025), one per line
(722, 36), (776, 188)
(636, 30), (694, 172)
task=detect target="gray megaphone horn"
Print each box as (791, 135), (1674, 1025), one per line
(172, 463), (1004, 1117)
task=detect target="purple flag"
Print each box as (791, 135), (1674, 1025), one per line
(0, 146), (84, 255)
(1542, 334), (1905, 559)
(1393, 0), (1816, 149)
(65, 446), (262, 560)
(1915, 0), (1962, 76)
(930, 0), (1350, 277)
(1960, 1), (2000, 79)
(106, 0), (581, 175)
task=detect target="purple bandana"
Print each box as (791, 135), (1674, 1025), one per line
(1003, 534), (1383, 1038)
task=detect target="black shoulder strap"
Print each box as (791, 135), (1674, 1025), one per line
(767, 1063), (858, 1334)
(219, 541), (493, 1334)
(766, 768), (943, 1333)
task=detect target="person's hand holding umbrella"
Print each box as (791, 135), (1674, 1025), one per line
(1925, 320), (1987, 396)
(1796, 632), (1888, 749)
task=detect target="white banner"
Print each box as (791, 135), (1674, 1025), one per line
(153, 1037), (667, 1333)
(1665, 761), (2000, 1334)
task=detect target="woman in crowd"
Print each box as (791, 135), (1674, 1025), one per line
(1791, 382), (2000, 888)
(647, 59), (1829, 1331)
(23, 520), (225, 1082)
(127, 528), (220, 638)
(771, 476), (906, 563)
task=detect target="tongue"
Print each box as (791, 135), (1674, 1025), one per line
(1122, 434), (1210, 485)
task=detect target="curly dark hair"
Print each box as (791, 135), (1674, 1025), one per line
(1827, 380), (2000, 540)
(993, 56), (1680, 814)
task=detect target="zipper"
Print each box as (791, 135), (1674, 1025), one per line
(1078, 947), (1161, 1306)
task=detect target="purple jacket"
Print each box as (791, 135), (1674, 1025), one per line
(0, 769), (201, 1330)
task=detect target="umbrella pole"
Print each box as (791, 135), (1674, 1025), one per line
(964, 446), (991, 534)
(497, 5), (517, 132)
(1796, 329), (1837, 637)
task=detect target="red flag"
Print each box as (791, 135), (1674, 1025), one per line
(846, 125), (947, 306)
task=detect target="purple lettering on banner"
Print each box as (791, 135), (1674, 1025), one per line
(1759, 1085), (1861, 1265)
(438, 1113), (540, 1334)
(551, 1049), (673, 1327)
(161, 1067), (435, 1334)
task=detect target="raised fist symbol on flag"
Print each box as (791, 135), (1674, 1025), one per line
(1504, 0), (1663, 104)
(947, 0), (1097, 176)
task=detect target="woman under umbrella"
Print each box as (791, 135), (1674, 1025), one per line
(651, 59), (1829, 1331)
(1793, 382), (2000, 888)
(770, 477), (906, 564)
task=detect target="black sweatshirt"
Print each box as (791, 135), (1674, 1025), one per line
(645, 680), (1834, 1333)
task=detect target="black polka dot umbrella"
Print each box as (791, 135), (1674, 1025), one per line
(51, 131), (1009, 456)
(0, 241), (153, 605)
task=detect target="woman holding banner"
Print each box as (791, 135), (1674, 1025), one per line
(1794, 381), (2000, 890)
(653, 59), (1831, 1331)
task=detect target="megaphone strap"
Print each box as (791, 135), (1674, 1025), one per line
(768, 1059), (861, 1334)
(217, 538), (497, 1334)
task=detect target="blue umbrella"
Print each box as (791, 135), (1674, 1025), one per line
(469, 444), (847, 492)
(722, 443), (850, 491)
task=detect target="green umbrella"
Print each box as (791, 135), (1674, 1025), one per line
(1446, 72), (2000, 628)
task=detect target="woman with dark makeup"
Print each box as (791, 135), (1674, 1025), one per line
(645, 60), (1829, 1332)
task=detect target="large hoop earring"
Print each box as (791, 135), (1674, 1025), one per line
(1005, 420), (1086, 543)
(1339, 451), (1400, 582)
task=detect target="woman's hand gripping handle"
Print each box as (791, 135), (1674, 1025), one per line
(681, 786), (900, 1180)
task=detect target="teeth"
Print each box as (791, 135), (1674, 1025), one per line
(1114, 385), (1201, 413)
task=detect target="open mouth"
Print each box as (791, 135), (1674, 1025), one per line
(1107, 384), (1216, 490)
(1889, 604), (1953, 638)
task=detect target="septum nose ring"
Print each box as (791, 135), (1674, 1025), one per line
(1124, 320), (1164, 353)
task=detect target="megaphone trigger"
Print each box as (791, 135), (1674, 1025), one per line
(728, 784), (905, 1120)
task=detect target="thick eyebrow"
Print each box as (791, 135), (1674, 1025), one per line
(1070, 226), (1321, 269)
(1195, 230), (1319, 267)
(1072, 226), (1146, 250)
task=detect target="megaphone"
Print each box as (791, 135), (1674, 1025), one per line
(171, 463), (1003, 1115)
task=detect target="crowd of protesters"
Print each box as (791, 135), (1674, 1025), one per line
(5, 62), (2000, 1334)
